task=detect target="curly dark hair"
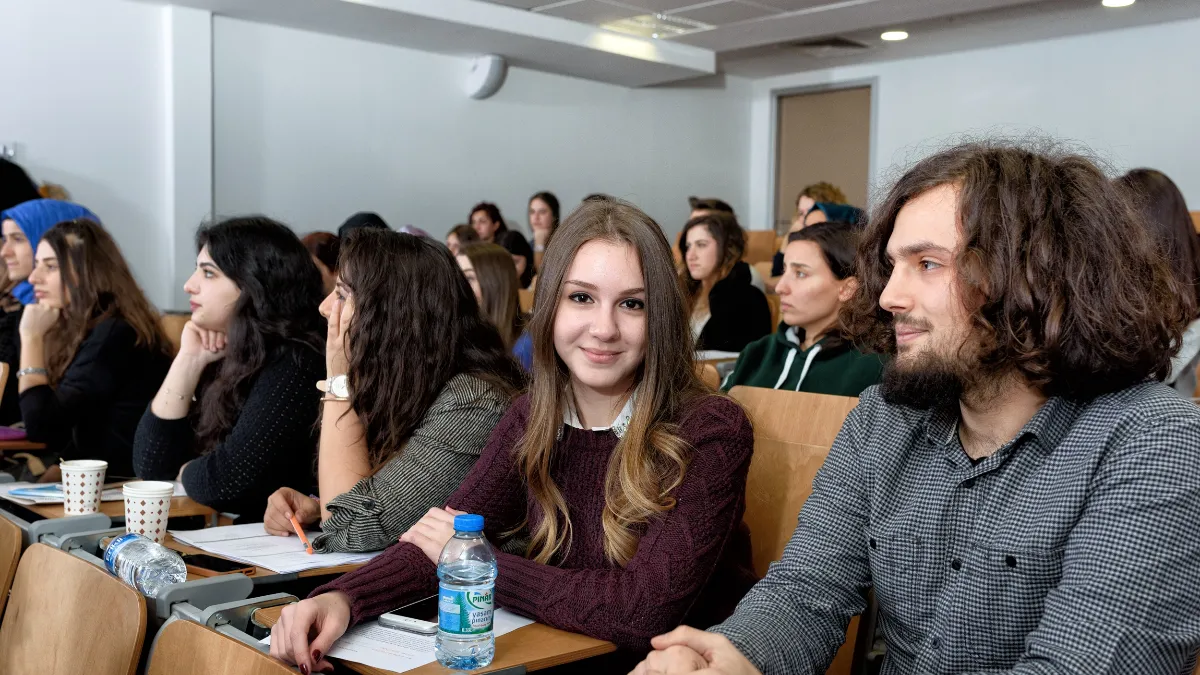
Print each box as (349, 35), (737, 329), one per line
(339, 230), (525, 471)
(677, 211), (746, 303)
(842, 141), (1195, 400)
(194, 216), (326, 452)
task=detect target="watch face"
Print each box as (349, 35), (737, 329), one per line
(331, 375), (350, 399)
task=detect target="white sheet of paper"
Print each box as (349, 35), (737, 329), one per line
(169, 523), (379, 574)
(261, 609), (535, 673)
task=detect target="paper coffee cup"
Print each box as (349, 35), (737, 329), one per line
(123, 480), (175, 543)
(60, 460), (108, 515)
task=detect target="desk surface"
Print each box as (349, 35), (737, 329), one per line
(253, 605), (616, 674)
(0, 440), (47, 452)
(162, 533), (366, 580)
(26, 495), (217, 521)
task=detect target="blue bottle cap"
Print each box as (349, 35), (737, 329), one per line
(454, 514), (484, 532)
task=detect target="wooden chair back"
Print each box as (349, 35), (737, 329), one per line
(742, 230), (778, 265)
(0, 362), (7, 411)
(161, 312), (190, 355)
(753, 260), (774, 284)
(767, 294), (781, 332)
(730, 387), (857, 573)
(518, 289), (535, 314)
(0, 516), (19, 617)
(0, 544), (146, 675)
(147, 619), (293, 675)
(1191, 211), (1200, 234)
(729, 386), (861, 675)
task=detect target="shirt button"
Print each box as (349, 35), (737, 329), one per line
(1005, 555), (1018, 568)
(869, 538), (877, 550)
(930, 636), (942, 649)
(963, 478), (976, 489)
(364, 499), (376, 510)
(951, 559), (962, 571)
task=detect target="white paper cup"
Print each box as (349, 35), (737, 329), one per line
(60, 460), (108, 515)
(123, 481), (175, 543)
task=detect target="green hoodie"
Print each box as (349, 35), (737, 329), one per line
(720, 327), (885, 396)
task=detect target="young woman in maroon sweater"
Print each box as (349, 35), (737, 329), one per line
(270, 198), (758, 674)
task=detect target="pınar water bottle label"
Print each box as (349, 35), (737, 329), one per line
(438, 585), (494, 635)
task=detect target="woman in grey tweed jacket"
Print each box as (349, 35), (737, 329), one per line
(263, 230), (525, 552)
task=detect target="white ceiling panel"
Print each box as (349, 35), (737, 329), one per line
(621, 0), (718, 12)
(535, 0), (644, 24)
(484, 0), (549, 8)
(670, 1), (781, 25)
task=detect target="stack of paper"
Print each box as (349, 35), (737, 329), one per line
(170, 523), (380, 574)
(262, 608), (534, 673)
(0, 481), (187, 506)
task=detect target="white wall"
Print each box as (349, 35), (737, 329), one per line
(747, 17), (1200, 228)
(212, 17), (754, 240)
(1, 0), (175, 308)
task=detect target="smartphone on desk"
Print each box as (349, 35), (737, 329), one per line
(180, 553), (257, 577)
(379, 595), (439, 635)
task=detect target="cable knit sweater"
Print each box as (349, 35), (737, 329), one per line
(313, 393), (758, 652)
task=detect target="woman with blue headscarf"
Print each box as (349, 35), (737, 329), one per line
(0, 199), (99, 433)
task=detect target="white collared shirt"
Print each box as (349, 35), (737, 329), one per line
(562, 392), (636, 439)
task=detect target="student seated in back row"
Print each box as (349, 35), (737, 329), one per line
(271, 198), (758, 675)
(456, 242), (534, 371)
(17, 219), (172, 479)
(134, 217), (326, 521)
(722, 222), (883, 396)
(680, 212), (771, 353)
(633, 142), (1200, 675)
(263, 229), (523, 553)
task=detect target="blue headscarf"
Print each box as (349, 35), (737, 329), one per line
(0, 199), (101, 305)
(812, 202), (866, 226)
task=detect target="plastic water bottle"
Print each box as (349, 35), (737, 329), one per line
(435, 514), (498, 671)
(103, 533), (187, 598)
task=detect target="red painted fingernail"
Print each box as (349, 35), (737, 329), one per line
(300, 665), (310, 675)
(312, 651), (322, 662)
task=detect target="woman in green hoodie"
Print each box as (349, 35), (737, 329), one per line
(722, 222), (884, 396)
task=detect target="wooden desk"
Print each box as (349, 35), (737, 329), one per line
(0, 440), (46, 452)
(253, 605), (616, 674)
(163, 534), (366, 581)
(26, 495), (219, 522)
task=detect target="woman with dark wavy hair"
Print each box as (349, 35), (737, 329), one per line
(133, 216), (326, 521)
(1116, 168), (1200, 396)
(262, 230), (524, 553)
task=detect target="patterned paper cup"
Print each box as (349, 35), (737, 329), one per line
(122, 481), (175, 543)
(60, 460), (108, 515)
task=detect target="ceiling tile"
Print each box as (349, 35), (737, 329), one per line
(534, 0), (643, 24)
(752, 0), (851, 11)
(670, 1), (780, 25)
(481, 0), (550, 9)
(619, 0), (713, 12)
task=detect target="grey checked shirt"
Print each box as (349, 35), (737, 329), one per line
(713, 382), (1200, 674)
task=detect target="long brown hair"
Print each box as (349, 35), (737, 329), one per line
(460, 242), (525, 349)
(40, 218), (171, 382)
(842, 141), (1194, 399)
(1115, 169), (1200, 317)
(519, 199), (710, 566)
(340, 230), (524, 471)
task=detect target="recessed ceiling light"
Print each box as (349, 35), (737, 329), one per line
(1101, 0), (1135, 6)
(651, 33), (659, 38)
(881, 30), (909, 41)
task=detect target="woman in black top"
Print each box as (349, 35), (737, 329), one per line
(17, 218), (172, 478)
(133, 216), (325, 520)
(679, 211), (771, 352)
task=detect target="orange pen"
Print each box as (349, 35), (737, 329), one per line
(289, 514), (313, 555)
